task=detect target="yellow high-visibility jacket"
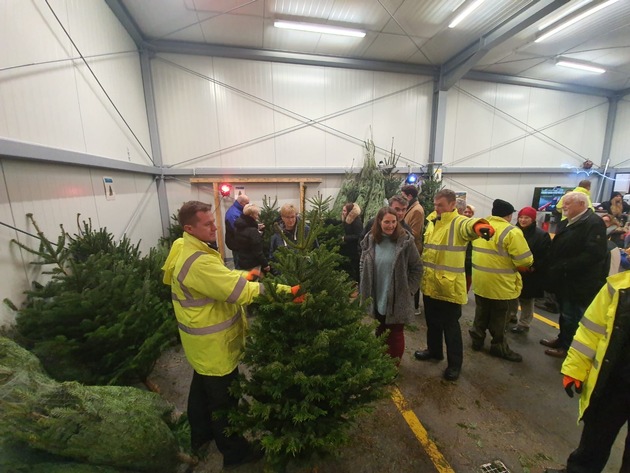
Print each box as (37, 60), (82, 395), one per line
(421, 209), (484, 305)
(472, 216), (533, 300)
(561, 271), (630, 421)
(557, 186), (594, 220)
(162, 233), (267, 376)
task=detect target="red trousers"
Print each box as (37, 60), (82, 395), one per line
(375, 313), (405, 363)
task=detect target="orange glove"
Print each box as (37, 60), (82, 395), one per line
(246, 268), (262, 281)
(563, 375), (583, 398)
(516, 266), (531, 273)
(473, 222), (495, 241)
(291, 285), (306, 304)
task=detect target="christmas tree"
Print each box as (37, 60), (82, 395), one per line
(228, 217), (397, 472)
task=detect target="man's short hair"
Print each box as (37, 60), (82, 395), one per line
(401, 185), (418, 198)
(578, 179), (591, 190)
(280, 203), (297, 217)
(243, 203), (260, 217)
(434, 189), (456, 203)
(178, 201), (212, 227)
(564, 191), (588, 207)
(388, 195), (408, 207)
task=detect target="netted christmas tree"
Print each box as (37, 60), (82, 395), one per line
(228, 218), (397, 472)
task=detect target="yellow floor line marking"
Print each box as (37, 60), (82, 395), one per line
(391, 386), (455, 473)
(533, 312), (559, 329)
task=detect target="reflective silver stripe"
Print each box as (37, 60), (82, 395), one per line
(177, 310), (242, 336)
(580, 317), (607, 336)
(448, 219), (457, 247)
(424, 261), (465, 273)
(593, 358), (599, 370)
(496, 226), (513, 256)
(607, 283), (615, 296)
(172, 293), (215, 307)
(226, 277), (248, 303)
(472, 264), (516, 274)
(178, 251), (206, 300)
(570, 339), (596, 359)
(513, 250), (533, 260)
(425, 243), (466, 252)
(472, 247), (500, 255)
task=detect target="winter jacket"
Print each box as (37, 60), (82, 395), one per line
(359, 231), (422, 325)
(233, 215), (268, 270)
(225, 201), (245, 251)
(341, 203), (363, 257)
(404, 199), (425, 255)
(547, 209), (607, 306)
(472, 216), (533, 300)
(269, 218), (315, 257)
(517, 222), (551, 299)
(421, 209), (485, 305)
(561, 271), (630, 421)
(162, 233), (264, 376)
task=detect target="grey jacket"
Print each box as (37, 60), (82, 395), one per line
(359, 231), (423, 325)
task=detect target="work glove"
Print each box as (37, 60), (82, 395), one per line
(563, 375), (583, 398)
(473, 222), (495, 241)
(246, 268), (262, 282)
(291, 285), (306, 304)
(516, 266), (532, 273)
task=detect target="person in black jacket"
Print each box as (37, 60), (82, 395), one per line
(340, 202), (363, 282)
(232, 204), (269, 273)
(511, 206), (551, 334)
(540, 192), (607, 357)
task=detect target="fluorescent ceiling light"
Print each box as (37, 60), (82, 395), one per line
(449, 0), (485, 28)
(538, 0), (593, 30)
(556, 58), (606, 74)
(274, 20), (366, 38)
(536, 0), (620, 43)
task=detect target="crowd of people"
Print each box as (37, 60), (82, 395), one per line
(163, 180), (630, 472)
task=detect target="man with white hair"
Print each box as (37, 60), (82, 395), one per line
(540, 191), (607, 358)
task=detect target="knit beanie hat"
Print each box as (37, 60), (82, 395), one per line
(518, 206), (537, 220)
(491, 199), (515, 217)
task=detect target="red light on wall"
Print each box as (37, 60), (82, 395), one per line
(219, 183), (232, 197)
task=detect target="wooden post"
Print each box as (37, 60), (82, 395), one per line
(299, 181), (306, 215)
(212, 184), (225, 259)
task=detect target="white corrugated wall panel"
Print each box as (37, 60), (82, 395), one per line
(610, 98), (630, 168)
(444, 80), (608, 170)
(0, 0), (152, 164)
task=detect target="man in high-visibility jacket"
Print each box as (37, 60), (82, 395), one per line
(162, 201), (297, 469)
(544, 271), (630, 473)
(414, 189), (495, 381)
(469, 199), (533, 362)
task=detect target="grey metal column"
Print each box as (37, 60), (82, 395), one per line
(596, 96), (620, 203)
(428, 79), (447, 175)
(140, 49), (170, 237)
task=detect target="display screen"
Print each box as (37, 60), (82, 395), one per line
(532, 186), (573, 212)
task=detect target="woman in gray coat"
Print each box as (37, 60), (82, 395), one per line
(359, 206), (423, 364)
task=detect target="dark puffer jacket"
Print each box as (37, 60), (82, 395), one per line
(517, 222), (551, 299)
(546, 209), (607, 306)
(233, 215), (267, 270)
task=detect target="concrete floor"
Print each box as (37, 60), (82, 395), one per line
(153, 292), (626, 473)
(394, 293), (626, 472)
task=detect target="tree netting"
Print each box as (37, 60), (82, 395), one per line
(0, 337), (182, 473)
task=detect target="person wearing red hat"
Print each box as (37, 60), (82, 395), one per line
(511, 207), (552, 334)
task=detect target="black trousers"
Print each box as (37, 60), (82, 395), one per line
(423, 295), (463, 370)
(566, 380), (630, 472)
(187, 368), (249, 463)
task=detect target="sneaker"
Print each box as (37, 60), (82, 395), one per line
(511, 325), (529, 334)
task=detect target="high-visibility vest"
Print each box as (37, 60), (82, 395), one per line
(472, 216), (533, 300)
(421, 209), (482, 305)
(162, 233), (263, 376)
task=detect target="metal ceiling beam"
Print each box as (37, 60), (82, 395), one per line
(441, 166), (577, 174)
(147, 40), (439, 78)
(616, 87), (630, 99)
(104, 0), (145, 47)
(440, 0), (570, 91)
(463, 70), (615, 97)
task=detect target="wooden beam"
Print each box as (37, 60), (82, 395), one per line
(191, 177), (322, 184)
